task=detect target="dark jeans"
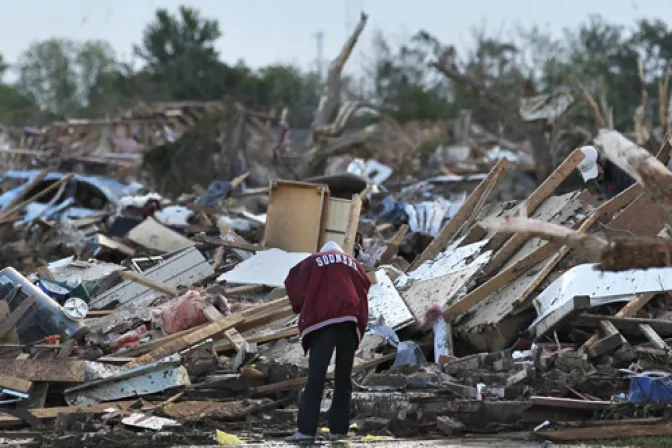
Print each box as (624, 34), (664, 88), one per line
(297, 322), (358, 436)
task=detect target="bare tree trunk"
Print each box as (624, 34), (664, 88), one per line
(308, 12), (369, 148)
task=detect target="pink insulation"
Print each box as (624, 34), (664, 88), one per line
(152, 289), (209, 334)
(110, 325), (148, 353)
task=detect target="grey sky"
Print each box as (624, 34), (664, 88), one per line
(0, 0), (664, 78)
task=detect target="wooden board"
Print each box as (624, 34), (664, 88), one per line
(604, 193), (666, 237)
(264, 180), (328, 253)
(581, 293), (656, 350)
(480, 148), (586, 277)
(320, 197), (352, 248)
(122, 313), (245, 368)
(402, 264), (482, 323)
(0, 360), (85, 382)
(0, 375), (32, 394)
(536, 420), (672, 442)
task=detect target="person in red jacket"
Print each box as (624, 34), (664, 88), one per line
(284, 241), (371, 444)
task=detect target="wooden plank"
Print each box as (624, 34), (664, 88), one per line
(537, 420), (672, 442)
(224, 284), (267, 296)
(235, 306), (295, 333)
(576, 314), (672, 336)
(586, 333), (623, 359)
(202, 304), (224, 323)
(581, 293), (657, 350)
(0, 360), (85, 382)
(119, 270), (180, 297)
(530, 396), (614, 410)
(342, 194), (362, 254)
(638, 323), (669, 350)
(0, 400), (154, 429)
(443, 242), (558, 321)
(0, 295), (35, 341)
(264, 180), (328, 253)
(512, 183), (643, 306)
(121, 297), (292, 359)
(214, 327), (298, 353)
(123, 313), (245, 368)
(250, 353), (396, 396)
(409, 158), (510, 271)
(95, 234), (136, 256)
(0, 375), (32, 394)
(480, 149), (586, 277)
(378, 224), (409, 265)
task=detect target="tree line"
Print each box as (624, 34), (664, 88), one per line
(1, 6), (671, 137)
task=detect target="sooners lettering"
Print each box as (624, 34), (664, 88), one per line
(314, 253), (358, 272)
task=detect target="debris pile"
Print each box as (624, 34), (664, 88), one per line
(0, 127), (670, 446)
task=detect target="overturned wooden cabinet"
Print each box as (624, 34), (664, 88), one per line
(264, 180), (361, 254)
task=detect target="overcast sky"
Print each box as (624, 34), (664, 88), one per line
(0, 0), (666, 78)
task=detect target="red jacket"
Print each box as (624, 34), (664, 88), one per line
(284, 250), (371, 352)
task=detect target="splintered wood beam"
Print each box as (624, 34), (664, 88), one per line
(311, 12), (369, 134)
(443, 241), (557, 321)
(214, 327), (298, 353)
(638, 323), (669, 350)
(378, 224), (409, 265)
(511, 183), (642, 306)
(581, 293), (656, 350)
(409, 158), (510, 271)
(122, 313), (244, 368)
(480, 148), (586, 277)
(596, 129), (672, 226)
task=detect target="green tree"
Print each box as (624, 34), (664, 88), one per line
(368, 31), (454, 123)
(15, 38), (119, 117)
(134, 6), (226, 101)
(0, 54), (8, 79)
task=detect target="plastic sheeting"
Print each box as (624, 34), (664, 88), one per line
(629, 371), (672, 404)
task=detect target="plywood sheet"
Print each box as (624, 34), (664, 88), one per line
(217, 249), (311, 287)
(264, 181), (328, 253)
(401, 264), (482, 323)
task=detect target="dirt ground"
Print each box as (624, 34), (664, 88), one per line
(174, 435), (564, 447)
